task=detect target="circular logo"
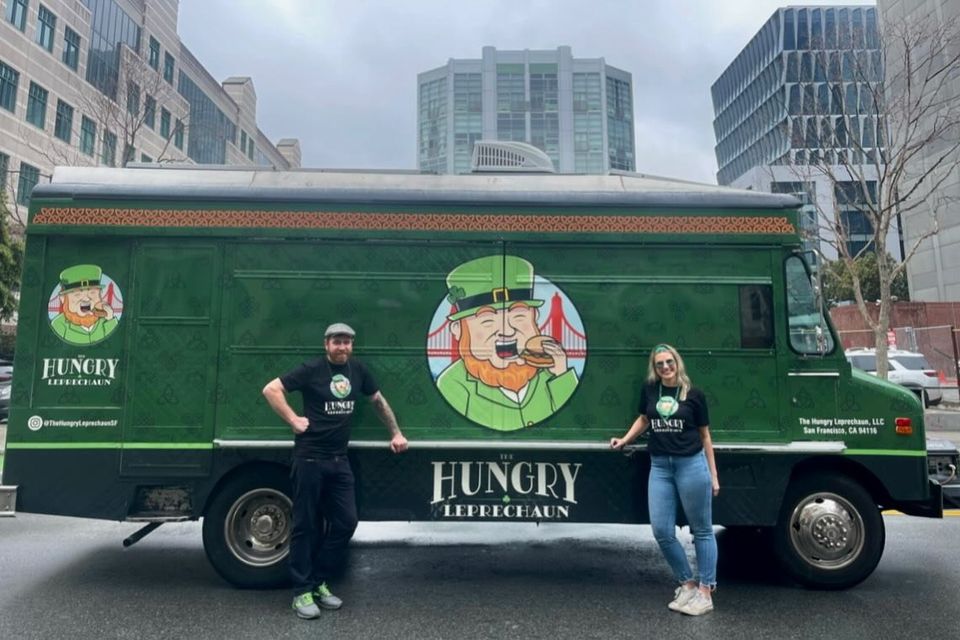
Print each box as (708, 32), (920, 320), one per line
(27, 415), (43, 431)
(47, 264), (123, 347)
(330, 374), (352, 399)
(427, 255), (586, 431)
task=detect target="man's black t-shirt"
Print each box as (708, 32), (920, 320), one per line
(280, 357), (379, 458)
(638, 382), (710, 457)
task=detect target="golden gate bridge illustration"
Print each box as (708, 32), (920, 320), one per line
(428, 292), (586, 364)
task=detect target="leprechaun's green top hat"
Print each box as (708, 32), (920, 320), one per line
(445, 255), (544, 321)
(59, 264), (103, 291)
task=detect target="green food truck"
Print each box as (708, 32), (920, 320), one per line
(3, 165), (951, 590)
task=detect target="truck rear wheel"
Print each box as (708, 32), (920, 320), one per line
(773, 473), (884, 590)
(202, 467), (293, 588)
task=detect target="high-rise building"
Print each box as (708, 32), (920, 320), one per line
(711, 6), (899, 263)
(0, 0), (300, 222)
(418, 46), (634, 175)
(878, 0), (960, 301)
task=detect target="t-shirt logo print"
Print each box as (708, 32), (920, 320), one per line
(330, 374), (352, 399)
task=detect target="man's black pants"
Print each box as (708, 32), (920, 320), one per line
(289, 455), (358, 594)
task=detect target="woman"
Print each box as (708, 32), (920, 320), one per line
(610, 344), (720, 616)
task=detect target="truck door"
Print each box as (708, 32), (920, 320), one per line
(781, 255), (839, 436)
(120, 243), (221, 477)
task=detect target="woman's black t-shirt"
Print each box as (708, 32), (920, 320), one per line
(638, 382), (710, 457)
(280, 357), (378, 458)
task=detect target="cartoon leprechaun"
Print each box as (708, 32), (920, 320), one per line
(435, 255), (579, 431)
(49, 264), (119, 346)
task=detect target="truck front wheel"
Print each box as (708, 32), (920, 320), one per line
(202, 467), (293, 588)
(773, 473), (884, 590)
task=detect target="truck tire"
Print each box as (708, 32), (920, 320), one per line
(202, 467), (293, 589)
(773, 472), (884, 590)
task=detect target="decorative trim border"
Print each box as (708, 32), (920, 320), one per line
(36, 208), (796, 234)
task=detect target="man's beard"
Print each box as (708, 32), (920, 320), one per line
(62, 305), (100, 329)
(459, 325), (539, 393)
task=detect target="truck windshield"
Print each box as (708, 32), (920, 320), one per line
(785, 255), (835, 355)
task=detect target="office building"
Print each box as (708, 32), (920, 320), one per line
(711, 6), (900, 262)
(878, 0), (960, 301)
(0, 0), (300, 224)
(418, 46), (634, 174)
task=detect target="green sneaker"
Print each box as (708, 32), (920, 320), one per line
(292, 592), (321, 619)
(313, 582), (343, 610)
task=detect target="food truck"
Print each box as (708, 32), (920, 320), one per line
(3, 165), (950, 590)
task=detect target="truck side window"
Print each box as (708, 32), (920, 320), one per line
(785, 255), (835, 354)
(739, 284), (773, 348)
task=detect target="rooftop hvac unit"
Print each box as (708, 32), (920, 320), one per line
(471, 141), (556, 173)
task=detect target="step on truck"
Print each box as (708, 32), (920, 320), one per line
(3, 165), (952, 590)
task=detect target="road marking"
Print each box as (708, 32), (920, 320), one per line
(883, 509), (960, 517)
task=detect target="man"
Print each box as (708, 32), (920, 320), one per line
(262, 322), (408, 620)
(436, 255), (578, 431)
(50, 264), (119, 346)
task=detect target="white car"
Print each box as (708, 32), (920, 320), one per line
(845, 348), (943, 407)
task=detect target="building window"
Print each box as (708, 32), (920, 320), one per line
(123, 143), (134, 164)
(0, 152), (8, 187)
(140, 153), (152, 162)
(247, 139), (254, 160)
(240, 129), (247, 153)
(16, 162), (39, 206)
(83, 0), (141, 99)
(36, 5), (56, 52)
(102, 130), (116, 166)
(163, 52), (175, 83)
(26, 81), (48, 129)
(54, 99), (73, 143)
(80, 116), (96, 156)
(148, 36), (160, 71)
(62, 26), (80, 70)
(7, 0), (27, 31)
(0, 61), (18, 113)
(144, 95), (155, 129)
(174, 118), (184, 149)
(126, 81), (139, 117)
(160, 108), (170, 138)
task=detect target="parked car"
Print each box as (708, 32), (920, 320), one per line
(0, 358), (11, 422)
(845, 348), (943, 407)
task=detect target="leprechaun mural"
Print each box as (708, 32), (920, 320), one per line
(48, 264), (121, 346)
(430, 255), (584, 431)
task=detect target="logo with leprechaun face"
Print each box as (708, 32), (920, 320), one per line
(427, 255), (586, 431)
(47, 264), (123, 346)
(330, 374), (352, 399)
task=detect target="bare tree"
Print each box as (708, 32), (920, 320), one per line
(75, 46), (189, 167)
(774, 13), (960, 377)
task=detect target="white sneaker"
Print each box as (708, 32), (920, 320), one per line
(679, 590), (714, 616)
(668, 585), (697, 611)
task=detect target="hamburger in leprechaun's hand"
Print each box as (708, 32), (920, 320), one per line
(520, 335), (560, 368)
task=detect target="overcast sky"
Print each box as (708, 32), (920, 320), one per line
(177, 0), (875, 184)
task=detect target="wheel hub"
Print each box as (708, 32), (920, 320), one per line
(224, 488), (293, 567)
(789, 492), (865, 569)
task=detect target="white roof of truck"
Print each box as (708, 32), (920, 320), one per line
(37, 165), (799, 210)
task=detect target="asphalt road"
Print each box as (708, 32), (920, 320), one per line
(1, 515), (959, 640)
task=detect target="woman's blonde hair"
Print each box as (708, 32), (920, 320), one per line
(645, 343), (692, 401)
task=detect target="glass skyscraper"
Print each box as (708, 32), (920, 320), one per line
(711, 6), (896, 261)
(712, 6), (881, 186)
(418, 46), (635, 174)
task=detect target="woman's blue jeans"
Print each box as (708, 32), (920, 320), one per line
(648, 451), (717, 588)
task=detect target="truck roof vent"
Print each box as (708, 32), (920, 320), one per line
(471, 140), (556, 173)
